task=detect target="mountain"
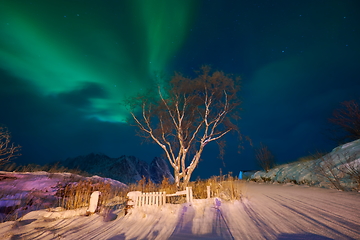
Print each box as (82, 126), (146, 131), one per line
(150, 157), (175, 184)
(60, 153), (174, 184)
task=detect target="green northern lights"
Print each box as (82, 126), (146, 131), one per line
(0, 0), (197, 122)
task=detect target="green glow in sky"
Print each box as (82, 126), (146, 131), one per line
(0, 0), (196, 122)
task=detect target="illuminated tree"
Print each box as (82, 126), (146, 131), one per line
(0, 125), (21, 165)
(127, 66), (242, 188)
(329, 99), (360, 142)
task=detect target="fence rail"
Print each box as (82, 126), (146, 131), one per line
(127, 187), (193, 208)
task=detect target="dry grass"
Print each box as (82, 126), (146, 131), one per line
(125, 173), (242, 203)
(56, 180), (110, 210)
(297, 150), (327, 162)
(1, 172), (243, 223)
(189, 173), (242, 201)
(127, 176), (160, 193)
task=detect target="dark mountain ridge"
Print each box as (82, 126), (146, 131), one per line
(61, 153), (174, 184)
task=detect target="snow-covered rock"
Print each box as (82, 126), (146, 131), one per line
(251, 139), (360, 190)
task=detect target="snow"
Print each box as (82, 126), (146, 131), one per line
(0, 182), (359, 239)
(0, 140), (359, 239)
(0, 171), (126, 221)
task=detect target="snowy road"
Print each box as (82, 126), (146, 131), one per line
(1, 182), (360, 239)
(221, 182), (360, 239)
(169, 182), (360, 239)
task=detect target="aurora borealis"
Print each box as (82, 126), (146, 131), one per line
(0, 0), (197, 122)
(1, 0), (359, 178)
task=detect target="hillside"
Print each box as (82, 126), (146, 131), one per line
(251, 139), (360, 191)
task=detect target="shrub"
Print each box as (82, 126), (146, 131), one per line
(314, 151), (360, 191)
(254, 143), (276, 172)
(329, 99), (360, 143)
(0, 126), (21, 165)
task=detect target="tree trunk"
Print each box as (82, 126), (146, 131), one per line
(182, 174), (190, 188)
(174, 168), (180, 188)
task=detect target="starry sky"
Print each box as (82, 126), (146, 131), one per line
(0, 0), (359, 179)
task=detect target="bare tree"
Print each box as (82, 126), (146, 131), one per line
(329, 99), (360, 142)
(0, 125), (21, 165)
(127, 66), (242, 188)
(254, 143), (276, 172)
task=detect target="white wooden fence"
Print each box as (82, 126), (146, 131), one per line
(166, 187), (193, 204)
(127, 187), (193, 208)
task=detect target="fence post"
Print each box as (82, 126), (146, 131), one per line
(189, 187), (193, 203)
(87, 191), (100, 215)
(185, 187), (193, 203)
(207, 186), (211, 199)
(127, 191), (142, 208)
(141, 193), (145, 206)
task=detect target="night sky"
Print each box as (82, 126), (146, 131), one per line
(0, 0), (359, 179)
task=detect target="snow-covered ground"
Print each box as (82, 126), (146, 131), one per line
(0, 140), (359, 239)
(0, 171), (126, 222)
(0, 182), (359, 239)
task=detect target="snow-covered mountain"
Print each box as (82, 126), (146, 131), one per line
(149, 157), (175, 184)
(61, 154), (174, 184)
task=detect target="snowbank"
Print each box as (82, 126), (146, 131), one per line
(0, 171), (127, 221)
(251, 139), (360, 190)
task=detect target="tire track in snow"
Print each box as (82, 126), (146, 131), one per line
(265, 194), (359, 239)
(242, 183), (360, 239)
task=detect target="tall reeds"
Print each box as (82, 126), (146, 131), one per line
(56, 180), (114, 210)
